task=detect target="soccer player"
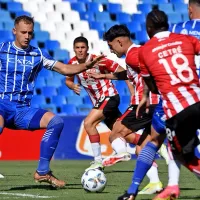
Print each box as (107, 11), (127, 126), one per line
(0, 16), (103, 188)
(154, 1), (200, 198)
(117, 9), (200, 200)
(90, 25), (169, 194)
(65, 36), (133, 171)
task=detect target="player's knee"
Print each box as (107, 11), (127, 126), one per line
(83, 118), (93, 130)
(47, 115), (64, 129)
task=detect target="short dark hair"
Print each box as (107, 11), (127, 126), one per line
(103, 24), (130, 42)
(147, 10), (169, 31)
(14, 15), (34, 26)
(189, 0), (200, 6)
(73, 36), (88, 46)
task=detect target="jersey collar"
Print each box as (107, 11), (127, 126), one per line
(154, 31), (170, 39)
(126, 43), (141, 56)
(12, 41), (30, 52)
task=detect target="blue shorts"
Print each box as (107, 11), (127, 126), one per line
(152, 98), (166, 135)
(0, 99), (47, 130)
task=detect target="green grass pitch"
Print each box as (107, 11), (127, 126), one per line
(0, 160), (200, 200)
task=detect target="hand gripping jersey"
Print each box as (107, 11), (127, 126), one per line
(140, 31), (200, 119)
(0, 42), (57, 104)
(125, 44), (159, 105)
(68, 54), (119, 105)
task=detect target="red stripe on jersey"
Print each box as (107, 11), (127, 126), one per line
(140, 32), (200, 118)
(68, 54), (118, 105)
(126, 45), (159, 105)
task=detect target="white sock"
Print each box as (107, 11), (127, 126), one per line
(111, 137), (127, 154)
(168, 159), (181, 186)
(147, 164), (160, 183)
(91, 142), (102, 162)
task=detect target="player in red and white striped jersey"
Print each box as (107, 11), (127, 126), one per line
(140, 33), (200, 119)
(90, 25), (170, 195)
(68, 54), (119, 105)
(120, 10), (200, 200)
(66, 36), (132, 171)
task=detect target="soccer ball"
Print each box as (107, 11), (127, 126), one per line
(81, 169), (107, 193)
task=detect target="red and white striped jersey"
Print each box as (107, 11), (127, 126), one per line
(126, 44), (159, 105)
(68, 54), (119, 105)
(140, 31), (200, 119)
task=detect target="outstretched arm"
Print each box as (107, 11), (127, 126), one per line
(53, 55), (104, 76)
(88, 66), (128, 80)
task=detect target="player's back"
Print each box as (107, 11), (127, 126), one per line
(140, 31), (200, 118)
(126, 44), (159, 105)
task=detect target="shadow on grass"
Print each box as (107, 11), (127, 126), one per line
(105, 170), (133, 174)
(179, 196), (200, 199)
(180, 187), (197, 191)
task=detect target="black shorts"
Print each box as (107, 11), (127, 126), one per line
(118, 104), (157, 133)
(166, 102), (200, 162)
(93, 94), (121, 130)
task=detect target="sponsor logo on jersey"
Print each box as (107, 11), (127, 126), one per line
(30, 52), (38, 56)
(8, 58), (33, 66)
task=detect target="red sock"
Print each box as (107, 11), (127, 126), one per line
(133, 134), (141, 145)
(88, 134), (100, 143)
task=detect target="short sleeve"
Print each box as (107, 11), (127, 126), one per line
(101, 58), (119, 72)
(139, 47), (150, 77)
(41, 49), (57, 70)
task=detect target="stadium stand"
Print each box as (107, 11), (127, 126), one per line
(0, 0), (189, 115)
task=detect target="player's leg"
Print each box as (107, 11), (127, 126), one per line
(153, 102), (200, 200)
(136, 128), (163, 195)
(84, 107), (106, 171)
(153, 143), (181, 200)
(15, 107), (65, 188)
(118, 101), (166, 199)
(102, 120), (133, 167)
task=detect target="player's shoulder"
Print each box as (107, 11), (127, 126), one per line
(0, 41), (11, 51)
(68, 56), (78, 64)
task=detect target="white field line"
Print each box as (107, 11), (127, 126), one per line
(0, 192), (56, 198)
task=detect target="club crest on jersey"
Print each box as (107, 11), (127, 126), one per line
(30, 52), (38, 56)
(8, 58), (33, 66)
(180, 29), (188, 35)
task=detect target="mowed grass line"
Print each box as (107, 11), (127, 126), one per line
(0, 160), (199, 200)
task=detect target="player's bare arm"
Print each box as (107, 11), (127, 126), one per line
(136, 82), (150, 118)
(143, 76), (159, 94)
(88, 66), (127, 80)
(53, 55), (104, 76)
(65, 76), (81, 95)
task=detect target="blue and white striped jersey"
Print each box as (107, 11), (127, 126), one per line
(0, 41), (57, 104)
(170, 19), (200, 39)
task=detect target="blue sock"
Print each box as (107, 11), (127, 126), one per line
(37, 116), (64, 175)
(127, 142), (159, 195)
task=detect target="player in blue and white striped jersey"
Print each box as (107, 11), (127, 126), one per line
(0, 15), (102, 188)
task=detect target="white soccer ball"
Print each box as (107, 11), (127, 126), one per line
(81, 169), (107, 193)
